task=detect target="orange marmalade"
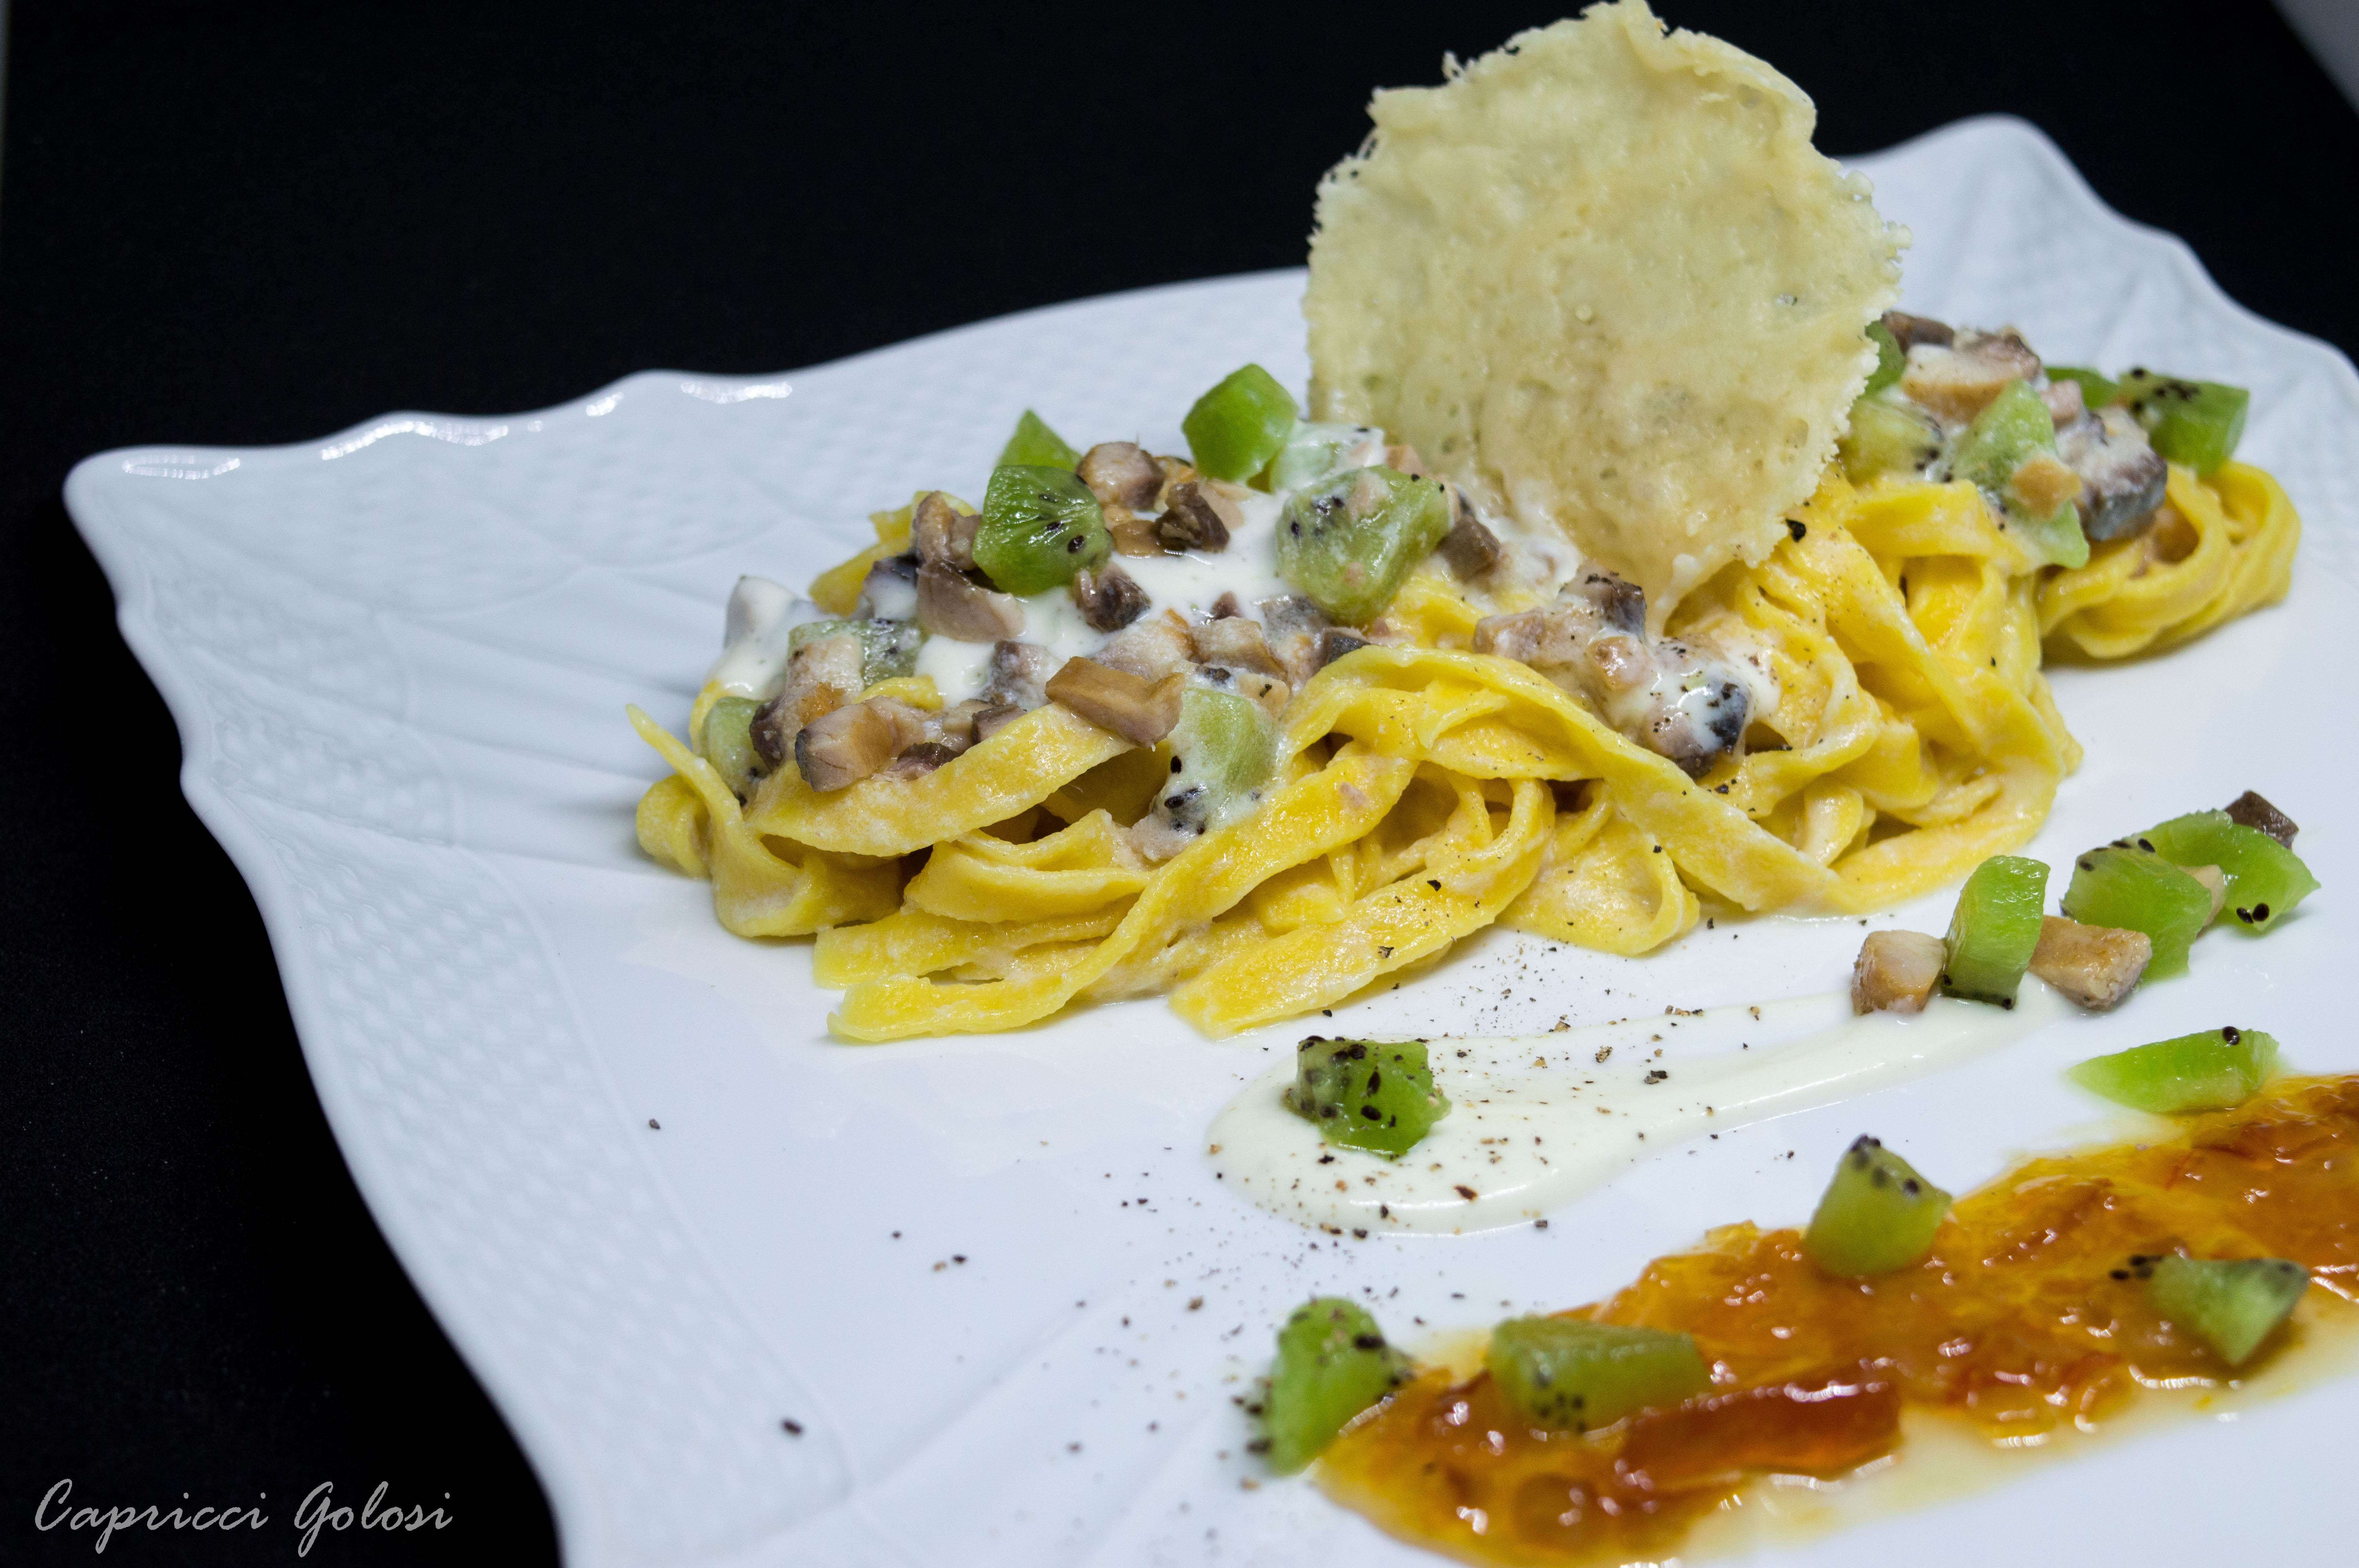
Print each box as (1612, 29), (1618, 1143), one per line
(1317, 1074), (2359, 1567)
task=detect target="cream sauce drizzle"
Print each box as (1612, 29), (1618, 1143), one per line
(1207, 981), (2077, 1235)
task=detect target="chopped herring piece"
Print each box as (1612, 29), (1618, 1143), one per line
(1076, 441), (1165, 511)
(1092, 608), (1195, 681)
(916, 562), (1026, 642)
(1259, 593), (1330, 642)
(794, 697), (929, 791)
(1105, 507), (1167, 557)
(1045, 657), (1186, 746)
(1156, 480), (1238, 553)
(1190, 615), (1287, 679)
(972, 703), (1024, 743)
(982, 639), (1056, 710)
(2028, 916), (2150, 1010)
(1070, 562), (1150, 632)
(2037, 376), (2086, 428)
(1878, 310), (1954, 351)
(1563, 569), (1647, 635)
(884, 740), (961, 779)
(2054, 406), (2167, 540)
(1805, 1136), (1951, 1277)
(1438, 503), (1503, 581)
(1315, 627), (1370, 670)
(1899, 328), (2041, 424)
(1472, 574), (1754, 778)
(2006, 452), (2083, 517)
(932, 698), (995, 748)
(856, 552), (921, 621)
(1151, 453), (1199, 509)
(1209, 592), (1245, 619)
(911, 490), (979, 571)
(1254, 593), (1330, 686)
(1850, 930), (1945, 1015)
(1586, 633), (1650, 693)
(750, 629), (865, 762)
(2223, 790), (2298, 847)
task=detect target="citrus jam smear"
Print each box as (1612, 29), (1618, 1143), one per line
(1318, 1075), (2359, 1567)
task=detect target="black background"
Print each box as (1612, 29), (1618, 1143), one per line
(3, 3), (2352, 1563)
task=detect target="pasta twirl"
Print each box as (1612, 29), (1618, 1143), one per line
(632, 463), (2295, 1040)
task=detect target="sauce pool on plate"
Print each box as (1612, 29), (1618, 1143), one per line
(1313, 1075), (2359, 1566)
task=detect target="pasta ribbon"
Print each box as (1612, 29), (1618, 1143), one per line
(630, 461), (2298, 1040)
(748, 704), (1129, 857)
(2041, 462), (2298, 659)
(628, 707), (900, 936)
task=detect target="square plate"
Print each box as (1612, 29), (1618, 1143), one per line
(67, 118), (2359, 1567)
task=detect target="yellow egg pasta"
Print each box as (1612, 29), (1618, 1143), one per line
(632, 463), (2296, 1041)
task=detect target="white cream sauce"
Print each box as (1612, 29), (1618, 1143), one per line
(1207, 980), (2078, 1236)
(706, 575), (813, 698)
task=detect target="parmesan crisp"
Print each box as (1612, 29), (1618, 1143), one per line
(1305, 0), (1905, 622)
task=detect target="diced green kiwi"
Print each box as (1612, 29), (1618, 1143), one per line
(1951, 380), (2089, 567)
(1260, 1297), (1410, 1472)
(996, 408), (1080, 469)
(1285, 1037), (1450, 1159)
(1150, 686), (1278, 841)
(974, 465), (1112, 595)
(2003, 496), (2092, 570)
(2137, 811), (2319, 933)
(1863, 320), (1905, 396)
(1950, 379), (2056, 490)
(2045, 366), (2121, 408)
(1182, 364), (1299, 483)
(1941, 854), (2049, 1005)
(2145, 1254), (2308, 1367)
(1485, 1317), (1710, 1434)
(698, 695), (764, 798)
(1276, 465), (1452, 625)
(1265, 420), (1376, 493)
(2066, 1026), (2279, 1114)
(1803, 1136), (1952, 1277)
(789, 617), (924, 685)
(1839, 394), (1945, 484)
(2118, 371), (2249, 476)
(2061, 847), (2214, 980)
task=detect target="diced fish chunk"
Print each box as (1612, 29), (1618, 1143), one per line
(2028, 916), (2151, 1011)
(1851, 930), (1946, 1015)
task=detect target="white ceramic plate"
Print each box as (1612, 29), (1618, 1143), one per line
(68, 118), (2359, 1568)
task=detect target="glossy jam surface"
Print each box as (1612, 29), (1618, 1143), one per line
(1318, 1076), (2359, 1567)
